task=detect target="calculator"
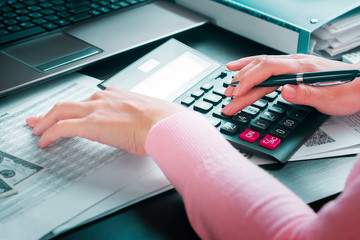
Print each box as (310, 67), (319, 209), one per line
(100, 39), (328, 163)
(172, 66), (328, 163)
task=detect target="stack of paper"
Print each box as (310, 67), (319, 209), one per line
(290, 112), (360, 161)
(311, 8), (360, 57)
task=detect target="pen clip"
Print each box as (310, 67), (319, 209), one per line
(310, 80), (352, 87)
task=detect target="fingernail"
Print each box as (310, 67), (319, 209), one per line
(283, 85), (297, 99)
(38, 137), (46, 148)
(33, 125), (41, 135)
(226, 60), (237, 66)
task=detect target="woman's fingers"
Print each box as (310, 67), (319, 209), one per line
(226, 54), (314, 71)
(222, 87), (277, 116)
(225, 56), (266, 97)
(37, 118), (88, 148)
(282, 80), (360, 115)
(26, 116), (43, 128)
(31, 101), (90, 136)
(27, 87), (187, 154)
(227, 56), (309, 98)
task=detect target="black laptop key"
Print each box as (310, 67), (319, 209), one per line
(0, 30), (9, 36)
(16, 16), (31, 22)
(0, 0), (149, 46)
(7, 25), (22, 33)
(68, 13), (92, 23)
(128, 0), (142, 5)
(57, 11), (72, 18)
(117, 2), (130, 7)
(24, 0), (37, 6)
(3, 19), (18, 26)
(40, 9), (56, 15)
(42, 23), (59, 30)
(44, 15), (60, 22)
(13, 3), (26, 9)
(70, 6), (91, 14)
(66, 0), (91, 8)
(28, 6), (42, 12)
(20, 22), (36, 28)
(0, 26), (46, 44)
(56, 19), (71, 27)
(32, 18), (47, 25)
(2, 6), (13, 13)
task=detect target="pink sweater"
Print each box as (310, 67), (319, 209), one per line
(145, 111), (360, 240)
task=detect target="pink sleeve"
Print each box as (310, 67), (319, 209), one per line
(145, 111), (360, 240)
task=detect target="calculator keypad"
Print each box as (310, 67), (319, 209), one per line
(174, 67), (327, 163)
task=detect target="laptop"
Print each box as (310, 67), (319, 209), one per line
(0, 0), (208, 97)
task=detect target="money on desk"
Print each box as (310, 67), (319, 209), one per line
(0, 151), (47, 198)
(0, 175), (17, 199)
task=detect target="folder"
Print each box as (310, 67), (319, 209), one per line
(176, 0), (360, 54)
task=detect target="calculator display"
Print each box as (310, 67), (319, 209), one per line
(131, 51), (211, 101)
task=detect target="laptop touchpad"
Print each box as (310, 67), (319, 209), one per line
(3, 33), (102, 72)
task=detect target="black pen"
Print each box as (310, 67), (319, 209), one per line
(229, 69), (360, 87)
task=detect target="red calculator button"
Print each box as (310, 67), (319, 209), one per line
(259, 135), (281, 150)
(240, 129), (260, 143)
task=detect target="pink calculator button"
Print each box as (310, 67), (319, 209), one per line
(240, 129), (260, 143)
(259, 135), (281, 150)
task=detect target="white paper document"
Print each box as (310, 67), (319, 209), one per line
(0, 74), (171, 240)
(291, 113), (360, 161)
(51, 165), (173, 236)
(311, 8), (360, 56)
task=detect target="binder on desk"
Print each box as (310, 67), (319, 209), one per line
(176, 0), (360, 54)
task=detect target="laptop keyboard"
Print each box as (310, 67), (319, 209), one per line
(174, 67), (328, 163)
(0, 0), (149, 45)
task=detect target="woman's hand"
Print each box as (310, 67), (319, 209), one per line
(222, 54), (360, 116)
(26, 87), (187, 155)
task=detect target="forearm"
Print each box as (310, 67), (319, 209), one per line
(145, 111), (316, 239)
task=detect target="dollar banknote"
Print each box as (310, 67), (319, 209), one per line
(0, 175), (17, 198)
(0, 151), (47, 187)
